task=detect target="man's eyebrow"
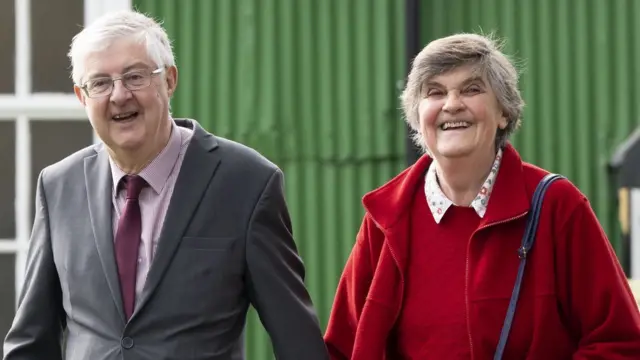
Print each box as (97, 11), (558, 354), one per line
(122, 62), (151, 73)
(84, 62), (151, 81)
(85, 72), (109, 81)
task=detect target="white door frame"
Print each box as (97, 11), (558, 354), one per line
(3, 0), (131, 306)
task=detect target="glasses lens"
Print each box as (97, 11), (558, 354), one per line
(86, 78), (112, 97)
(123, 71), (149, 90)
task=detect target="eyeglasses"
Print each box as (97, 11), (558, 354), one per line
(80, 67), (165, 98)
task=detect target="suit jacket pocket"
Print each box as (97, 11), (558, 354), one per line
(181, 236), (237, 251)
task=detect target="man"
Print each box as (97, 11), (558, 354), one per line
(4, 10), (328, 360)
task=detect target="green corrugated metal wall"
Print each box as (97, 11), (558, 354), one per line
(421, 0), (640, 255)
(133, 0), (407, 359)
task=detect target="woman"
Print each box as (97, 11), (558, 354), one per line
(324, 33), (640, 359)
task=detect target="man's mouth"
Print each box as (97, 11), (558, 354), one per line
(112, 111), (139, 122)
(440, 121), (471, 131)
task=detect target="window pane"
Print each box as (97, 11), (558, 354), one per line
(31, 0), (83, 92)
(0, 0), (15, 93)
(30, 120), (93, 223)
(0, 253), (16, 358)
(0, 121), (15, 239)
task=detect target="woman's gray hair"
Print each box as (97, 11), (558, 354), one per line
(68, 10), (175, 85)
(400, 33), (524, 153)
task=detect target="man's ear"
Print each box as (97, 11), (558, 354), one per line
(165, 66), (178, 98)
(74, 85), (87, 106)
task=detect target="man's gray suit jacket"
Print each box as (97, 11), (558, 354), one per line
(3, 119), (329, 360)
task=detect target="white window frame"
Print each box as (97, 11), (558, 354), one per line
(4, 0), (131, 306)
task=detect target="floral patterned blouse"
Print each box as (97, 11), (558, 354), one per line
(424, 148), (503, 224)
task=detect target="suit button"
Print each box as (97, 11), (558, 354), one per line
(121, 337), (134, 349)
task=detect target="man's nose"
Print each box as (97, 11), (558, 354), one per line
(110, 80), (132, 103)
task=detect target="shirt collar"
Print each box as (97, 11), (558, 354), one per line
(424, 148), (503, 224)
(110, 121), (183, 195)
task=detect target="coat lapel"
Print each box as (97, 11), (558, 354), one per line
(84, 146), (126, 325)
(133, 121), (221, 318)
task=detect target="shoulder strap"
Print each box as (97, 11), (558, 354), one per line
(493, 173), (565, 360)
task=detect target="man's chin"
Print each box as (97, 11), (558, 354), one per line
(106, 136), (146, 153)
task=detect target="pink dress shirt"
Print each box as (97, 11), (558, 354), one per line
(109, 122), (194, 304)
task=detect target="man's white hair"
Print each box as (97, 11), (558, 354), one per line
(68, 10), (175, 85)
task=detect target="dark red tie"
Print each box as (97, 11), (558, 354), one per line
(114, 175), (146, 321)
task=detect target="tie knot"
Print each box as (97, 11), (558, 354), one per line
(122, 175), (147, 200)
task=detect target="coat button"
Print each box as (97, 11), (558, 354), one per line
(121, 337), (134, 349)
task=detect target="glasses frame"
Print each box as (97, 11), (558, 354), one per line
(80, 67), (165, 98)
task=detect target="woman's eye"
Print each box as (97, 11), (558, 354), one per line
(464, 86), (482, 94)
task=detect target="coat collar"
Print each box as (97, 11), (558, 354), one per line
(363, 143), (531, 233)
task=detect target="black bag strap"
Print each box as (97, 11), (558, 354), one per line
(493, 173), (565, 360)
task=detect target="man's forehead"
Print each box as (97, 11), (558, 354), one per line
(83, 57), (153, 80)
(82, 39), (153, 76)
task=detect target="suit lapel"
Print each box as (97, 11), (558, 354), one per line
(134, 121), (221, 318)
(84, 146), (126, 325)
